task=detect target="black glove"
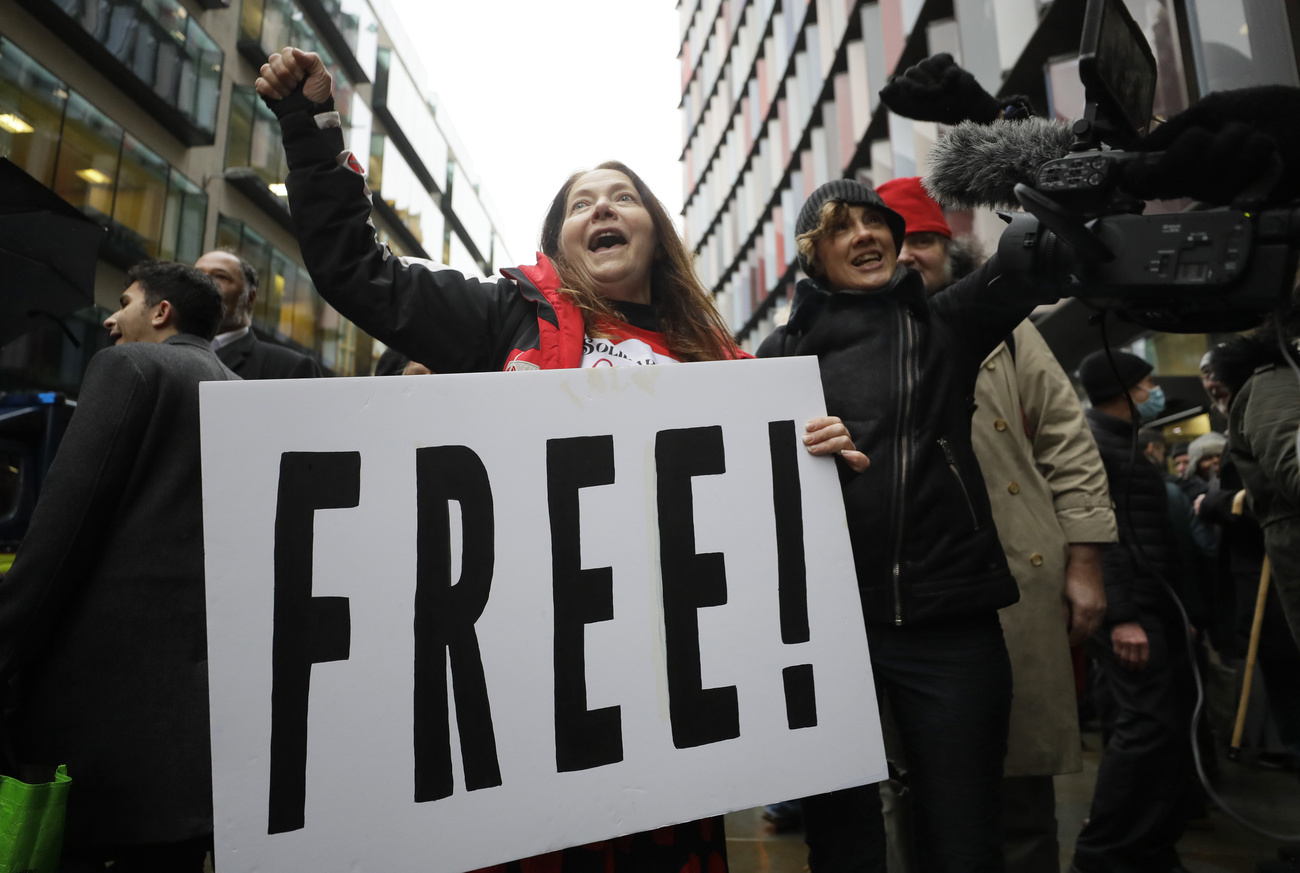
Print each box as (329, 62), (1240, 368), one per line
(1123, 85), (1300, 206)
(879, 54), (1009, 125)
(1123, 122), (1280, 206)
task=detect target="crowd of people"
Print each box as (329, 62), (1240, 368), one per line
(0, 45), (1297, 873)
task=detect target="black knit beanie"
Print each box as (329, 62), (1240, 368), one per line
(1077, 350), (1153, 403)
(795, 179), (906, 274)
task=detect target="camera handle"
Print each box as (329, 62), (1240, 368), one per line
(1013, 183), (1115, 263)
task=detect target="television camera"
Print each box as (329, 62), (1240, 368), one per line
(995, 0), (1299, 333)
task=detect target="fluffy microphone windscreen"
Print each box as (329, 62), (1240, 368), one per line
(924, 117), (1077, 210)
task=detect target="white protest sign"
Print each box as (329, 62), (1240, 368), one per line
(200, 356), (884, 873)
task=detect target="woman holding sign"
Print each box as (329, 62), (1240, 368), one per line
(255, 46), (866, 873)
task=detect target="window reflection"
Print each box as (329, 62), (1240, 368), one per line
(1184, 0), (1299, 93)
(161, 172), (206, 264)
(54, 93), (122, 225)
(375, 48), (449, 192)
(225, 85), (288, 201)
(2, 38), (206, 263)
(0, 39), (67, 186)
(368, 134), (444, 259)
(111, 133), (171, 262)
(45, 0), (223, 134)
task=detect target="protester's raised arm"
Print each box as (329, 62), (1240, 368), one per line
(256, 48), (515, 374)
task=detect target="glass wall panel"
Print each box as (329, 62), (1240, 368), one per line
(449, 163), (491, 258)
(1044, 56), (1085, 122)
(376, 47), (449, 193)
(161, 170), (207, 263)
(369, 134), (444, 258)
(111, 133), (170, 262)
(289, 269), (319, 348)
(270, 248), (297, 339)
(54, 92), (122, 225)
(0, 38), (68, 187)
(448, 232), (483, 280)
(48, 0), (222, 135)
(3, 44), (208, 260)
(225, 85), (289, 204)
(1183, 0), (1299, 93)
(315, 0), (378, 77)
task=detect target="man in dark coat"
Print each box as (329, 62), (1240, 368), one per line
(1072, 350), (1194, 873)
(196, 249), (324, 379)
(0, 260), (239, 870)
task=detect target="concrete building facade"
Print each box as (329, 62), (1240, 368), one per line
(676, 0), (1300, 387)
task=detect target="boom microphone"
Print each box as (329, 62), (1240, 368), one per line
(923, 117), (1075, 210)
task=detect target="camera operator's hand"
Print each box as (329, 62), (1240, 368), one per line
(1125, 85), (1300, 206)
(879, 54), (1009, 125)
(1123, 121), (1280, 206)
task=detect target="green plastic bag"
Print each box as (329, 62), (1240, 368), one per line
(0, 764), (71, 873)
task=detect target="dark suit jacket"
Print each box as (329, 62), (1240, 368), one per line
(215, 329), (323, 379)
(0, 334), (239, 848)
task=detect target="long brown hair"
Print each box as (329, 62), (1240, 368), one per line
(539, 161), (739, 362)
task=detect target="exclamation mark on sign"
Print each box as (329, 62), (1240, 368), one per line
(768, 420), (817, 730)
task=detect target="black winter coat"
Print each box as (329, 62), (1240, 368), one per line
(757, 262), (1056, 626)
(1085, 408), (1178, 625)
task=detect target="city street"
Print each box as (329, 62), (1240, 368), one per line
(724, 731), (1300, 873)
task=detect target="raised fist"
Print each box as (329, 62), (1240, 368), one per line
(878, 53), (1003, 125)
(255, 47), (333, 105)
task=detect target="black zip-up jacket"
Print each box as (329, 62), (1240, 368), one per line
(757, 262), (1056, 626)
(1085, 407), (1178, 625)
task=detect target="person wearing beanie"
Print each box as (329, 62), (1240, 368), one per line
(1187, 431), (1227, 488)
(757, 176), (1063, 873)
(1072, 348), (1195, 873)
(869, 177), (1116, 873)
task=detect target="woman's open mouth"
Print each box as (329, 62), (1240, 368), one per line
(589, 231), (628, 253)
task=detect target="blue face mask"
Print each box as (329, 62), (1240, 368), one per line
(1136, 384), (1166, 421)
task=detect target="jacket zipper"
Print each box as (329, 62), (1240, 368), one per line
(891, 306), (917, 626)
(938, 437), (981, 530)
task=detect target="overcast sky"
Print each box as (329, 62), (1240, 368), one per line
(383, 0), (686, 268)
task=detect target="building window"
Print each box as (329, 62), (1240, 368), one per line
(224, 84), (288, 205)
(367, 133), (444, 260)
(26, 0), (222, 141)
(53, 91), (122, 226)
(1182, 0), (1299, 94)
(2, 38), (207, 266)
(0, 37), (67, 187)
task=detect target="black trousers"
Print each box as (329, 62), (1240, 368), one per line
(1073, 611), (1194, 873)
(802, 613), (1014, 873)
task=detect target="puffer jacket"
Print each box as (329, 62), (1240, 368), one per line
(757, 264), (1058, 626)
(1085, 408), (1178, 624)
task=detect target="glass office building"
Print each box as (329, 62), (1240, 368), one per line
(1, 0), (511, 389)
(678, 0), (1300, 379)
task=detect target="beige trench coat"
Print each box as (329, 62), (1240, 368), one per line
(974, 320), (1117, 776)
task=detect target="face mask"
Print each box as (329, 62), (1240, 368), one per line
(1136, 384), (1166, 421)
